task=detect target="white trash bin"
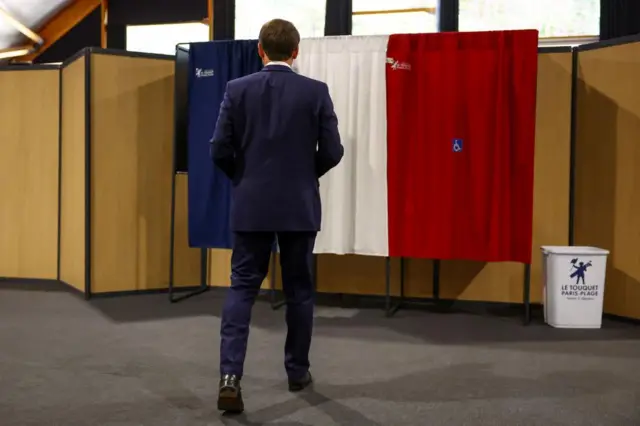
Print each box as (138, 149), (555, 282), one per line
(541, 246), (609, 329)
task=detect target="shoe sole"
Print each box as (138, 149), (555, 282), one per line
(217, 388), (244, 413)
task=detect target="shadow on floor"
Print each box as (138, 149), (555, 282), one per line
(13, 361), (626, 426)
(45, 362), (629, 426)
(3, 280), (639, 357)
(222, 363), (629, 426)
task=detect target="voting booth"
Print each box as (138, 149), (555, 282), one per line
(171, 37), (575, 324)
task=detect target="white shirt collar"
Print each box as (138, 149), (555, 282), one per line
(266, 61), (292, 68)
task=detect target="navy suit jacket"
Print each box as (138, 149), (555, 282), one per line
(210, 64), (344, 232)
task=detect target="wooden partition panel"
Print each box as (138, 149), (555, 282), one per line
(206, 51), (572, 303)
(437, 51), (573, 303)
(316, 255), (410, 297)
(0, 68), (60, 280)
(173, 173), (202, 286)
(209, 250), (282, 290)
(209, 251), (406, 296)
(60, 58), (87, 292)
(89, 53), (178, 293)
(529, 52), (573, 302)
(574, 42), (640, 320)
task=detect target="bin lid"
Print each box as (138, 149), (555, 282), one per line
(540, 246), (610, 255)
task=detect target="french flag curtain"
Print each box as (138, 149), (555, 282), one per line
(186, 31), (538, 264)
(386, 31), (538, 263)
(294, 36), (390, 256)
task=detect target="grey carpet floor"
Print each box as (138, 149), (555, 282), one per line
(1, 281), (640, 426)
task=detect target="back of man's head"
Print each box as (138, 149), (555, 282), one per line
(258, 19), (300, 62)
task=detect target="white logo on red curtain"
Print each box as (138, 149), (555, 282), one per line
(386, 57), (411, 71)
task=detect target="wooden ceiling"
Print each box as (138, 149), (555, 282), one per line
(0, 0), (101, 61)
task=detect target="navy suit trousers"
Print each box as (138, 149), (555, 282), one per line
(220, 231), (316, 380)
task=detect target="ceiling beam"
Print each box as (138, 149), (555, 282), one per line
(18, 0), (101, 62)
(208, 0), (213, 41)
(0, 44), (34, 60)
(100, 0), (107, 48)
(0, 7), (43, 44)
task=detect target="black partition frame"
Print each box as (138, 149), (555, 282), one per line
(55, 48), (91, 298)
(384, 46), (574, 325)
(168, 44), (209, 303)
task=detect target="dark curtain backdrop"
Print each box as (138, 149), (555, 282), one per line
(213, 0), (235, 40)
(35, 7), (101, 63)
(107, 24), (127, 50)
(325, 0), (352, 35)
(437, 0), (459, 32)
(107, 0), (207, 51)
(108, 0), (207, 25)
(600, 0), (640, 40)
(174, 46), (191, 173)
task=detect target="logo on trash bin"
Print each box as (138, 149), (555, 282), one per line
(570, 258), (591, 284)
(561, 258), (598, 300)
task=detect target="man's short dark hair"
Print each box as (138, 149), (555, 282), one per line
(259, 19), (300, 61)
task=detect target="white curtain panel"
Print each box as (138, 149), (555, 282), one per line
(295, 35), (389, 256)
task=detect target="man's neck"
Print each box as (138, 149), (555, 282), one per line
(266, 60), (292, 68)
(263, 55), (293, 67)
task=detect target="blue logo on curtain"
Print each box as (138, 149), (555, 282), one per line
(452, 138), (463, 152)
(195, 68), (214, 78)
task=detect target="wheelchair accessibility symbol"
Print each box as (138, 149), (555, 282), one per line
(452, 138), (463, 152)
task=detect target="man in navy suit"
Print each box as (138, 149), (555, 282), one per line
(210, 19), (344, 413)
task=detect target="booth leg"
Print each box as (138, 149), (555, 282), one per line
(385, 257), (404, 317)
(523, 263), (532, 325)
(169, 248), (209, 303)
(433, 259), (440, 301)
(167, 172), (209, 304)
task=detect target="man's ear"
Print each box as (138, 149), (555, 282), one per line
(258, 42), (265, 59)
(291, 47), (299, 60)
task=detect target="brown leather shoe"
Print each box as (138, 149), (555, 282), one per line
(217, 374), (244, 413)
(288, 371), (313, 392)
